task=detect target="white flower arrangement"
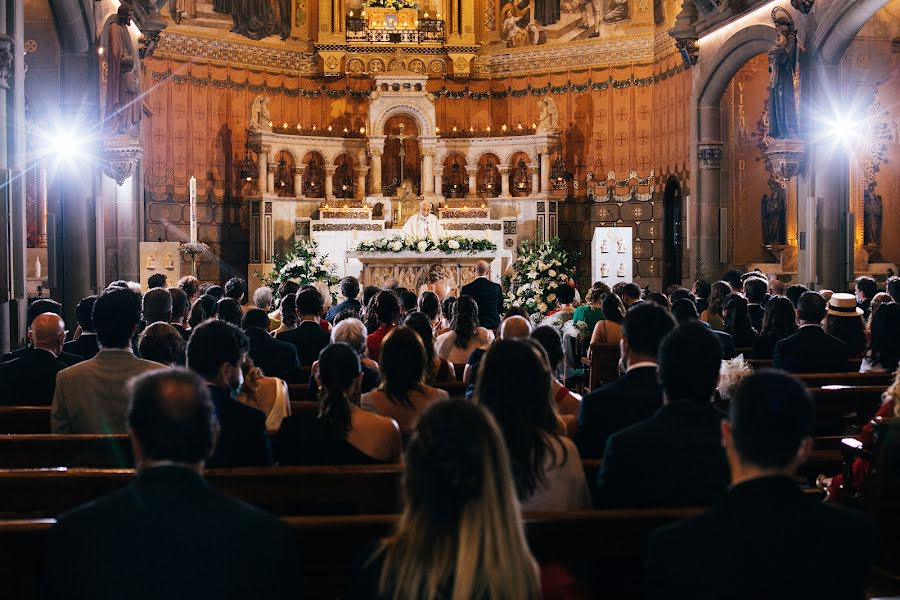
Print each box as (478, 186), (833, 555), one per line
(353, 235), (497, 254)
(503, 238), (580, 317)
(260, 240), (339, 297)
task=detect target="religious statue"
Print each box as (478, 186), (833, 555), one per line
(146, 253), (157, 270)
(616, 236), (626, 253)
(761, 184), (786, 246)
(790, 0), (814, 14)
(536, 96), (560, 132)
(603, 0), (629, 23)
(401, 200), (443, 241)
(767, 9), (799, 139)
(164, 253), (176, 270)
(231, 0), (277, 40)
(600, 237), (609, 253)
(600, 262), (610, 277)
(617, 262), (626, 278)
(105, 4), (142, 135)
(534, 0), (561, 27)
(249, 96), (273, 132)
(864, 187), (883, 246)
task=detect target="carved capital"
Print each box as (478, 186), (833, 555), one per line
(764, 138), (806, 184)
(267, 163), (278, 174)
(0, 34), (14, 90)
(698, 144), (724, 170)
(369, 147), (383, 158)
(669, 1), (699, 67)
(324, 165), (338, 176)
(291, 166), (303, 175)
(102, 135), (144, 186)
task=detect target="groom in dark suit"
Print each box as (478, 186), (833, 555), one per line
(45, 368), (297, 600)
(460, 260), (504, 330)
(773, 292), (848, 374)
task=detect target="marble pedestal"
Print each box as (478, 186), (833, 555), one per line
(345, 250), (511, 293)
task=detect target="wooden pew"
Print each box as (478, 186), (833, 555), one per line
(0, 407), (50, 434)
(583, 343), (621, 391)
(746, 358), (865, 371)
(811, 386), (885, 434)
(796, 372), (893, 388)
(0, 508), (704, 600)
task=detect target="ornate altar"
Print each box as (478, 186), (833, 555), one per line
(363, 8), (418, 29)
(345, 250), (511, 291)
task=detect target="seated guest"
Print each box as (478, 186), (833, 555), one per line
(63, 295), (100, 360)
(275, 287), (330, 367)
(325, 276), (361, 322)
(267, 281), (300, 330)
(699, 281), (731, 331)
(621, 283), (643, 309)
(270, 292), (297, 337)
(4, 299), (83, 366)
(311, 282), (334, 328)
(350, 400), (540, 600)
(594, 322), (729, 507)
(147, 273), (167, 289)
(855, 275), (878, 319)
(0, 313), (68, 405)
(769, 277), (785, 297)
(476, 339), (591, 511)
(889, 276), (900, 303)
(869, 292), (893, 324)
(187, 320), (273, 467)
(671, 298), (736, 359)
(52, 288), (165, 433)
(774, 292), (849, 373)
(360, 284), (380, 317)
(398, 289), (418, 318)
(187, 294), (216, 330)
(361, 326), (448, 434)
(437, 295), (456, 334)
(530, 325), (580, 419)
(645, 370), (872, 599)
(577, 303), (675, 459)
(45, 368), (297, 600)
(203, 284), (224, 300)
(544, 282), (577, 318)
(223, 276), (248, 312)
(435, 295), (495, 364)
(692, 279), (711, 314)
(404, 311), (455, 384)
(276, 343), (401, 464)
(723, 293), (758, 349)
(242, 308), (299, 380)
(645, 292), (670, 310)
(167, 287), (191, 341)
(669, 287), (694, 305)
(785, 283), (808, 308)
(464, 314), (532, 399)
(751, 296), (797, 359)
(860, 303), (900, 373)
(460, 260), (504, 330)
(743, 276), (768, 332)
(589, 292), (626, 347)
(216, 297), (243, 328)
(572, 282), (608, 334)
(237, 357), (290, 432)
(308, 318), (381, 399)
(252, 286), (273, 312)
(142, 287), (173, 328)
(824, 293), (867, 358)
(176, 274), (201, 305)
(722, 269), (743, 293)
(365, 290), (400, 359)
(137, 322), (184, 366)
(417, 290), (441, 330)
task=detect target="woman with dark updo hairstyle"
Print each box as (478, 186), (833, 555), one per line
(751, 296), (797, 359)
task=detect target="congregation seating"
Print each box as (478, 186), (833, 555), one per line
(0, 508), (702, 600)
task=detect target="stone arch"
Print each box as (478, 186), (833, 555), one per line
(816, 0), (893, 65)
(471, 150), (502, 167)
(274, 147), (300, 163)
(372, 104), (434, 139)
(332, 151), (358, 167)
(503, 148), (534, 166)
(696, 24), (775, 108)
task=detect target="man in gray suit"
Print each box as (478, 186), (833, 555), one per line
(52, 287), (165, 433)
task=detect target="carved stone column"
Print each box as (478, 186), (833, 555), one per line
(697, 142), (724, 278)
(291, 166), (303, 199)
(266, 161), (276, 195)
(257, 145), (269, 194)
(324, 165), (336, 199)
(540, 151), (551, 193)
(355, 166), (369, 199)
(433, 167), (444, 197)
(466, 167), (478, 198)
(421, 147), (435, 195)
(499, 166), (511, 198)
(368, 147), (383, 196)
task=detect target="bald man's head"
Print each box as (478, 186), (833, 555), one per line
(29, 312), (66, 356)
(475, 260), (490, 277)
(500, 315), (532, 340)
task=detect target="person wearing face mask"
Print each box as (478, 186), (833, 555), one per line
(186, 320), (273, 467)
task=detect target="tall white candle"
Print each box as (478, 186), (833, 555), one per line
(189, 176), (198, 244)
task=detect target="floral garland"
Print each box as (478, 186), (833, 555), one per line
(362, 0), (418, 9)
(354, 235), (496, 254)
(503, 238), (579, 317)
(259, 240), (339, 293)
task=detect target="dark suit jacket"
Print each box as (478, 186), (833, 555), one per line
(326, 299), (362, 322)
(276, 321), (331, 367)
(3, 346), (83, 366)
(576, 365), (662, 459)
(171, 323), (191, 341)
(645, 476), (872, 600)
(594, 402), (730, 508)
(0, 349), (67, 406)
(460, 277), (504, 330)
(245, 327), (300, 380)
(45, 466), (298, 600)
(747, 304), (764, 333)
(773, 326), (849, 373)
(206, 385), (274, 468)
(62, 333), (100, 360)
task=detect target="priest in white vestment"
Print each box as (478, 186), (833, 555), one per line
(401, 200), (443, 240)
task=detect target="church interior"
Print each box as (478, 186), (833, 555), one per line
(0, 1), (898, 597)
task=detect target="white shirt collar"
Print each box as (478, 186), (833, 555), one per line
(799, 323), (822, 329)
(626, 361), (658, 372)
(98, 346), (134, 355)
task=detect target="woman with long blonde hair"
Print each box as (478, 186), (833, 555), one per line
(351, 400), (541, 600)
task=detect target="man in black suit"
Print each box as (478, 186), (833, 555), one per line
(44, 368), (297, 600)
(854, 275), (877, 319)
(3, 299), (84, 366)
(576, 303), (675, 459)
(0, 313), (68, 405)
(645, 370), (872, 599)
(62, 295), (100, 360)
(142, 287), (173, 327)
(773, 291), (849, 373)
(594, 322), (729, 508)
(743, 276), (767, 332)
(460, 260), (504, 330)
(671, 298), (736, 359)
(242, 308), (299, 380)
(325, 276), (361, 322)
(187, 320), (273, 467)
(621, 283), (643, 310)
(146, 272), (167, 289)
(276, 287), (331, 367)
(167, 287), (192, 341)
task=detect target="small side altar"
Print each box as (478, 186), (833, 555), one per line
(363, 7), (418, 29)
(346, 250), (512, 292)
